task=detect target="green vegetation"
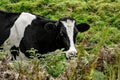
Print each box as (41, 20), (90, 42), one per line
(0, 0), (120, 80)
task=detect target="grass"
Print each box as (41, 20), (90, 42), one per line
(0, 0), (120, 80)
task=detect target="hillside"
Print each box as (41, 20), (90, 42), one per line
(0, 0), (120, 80)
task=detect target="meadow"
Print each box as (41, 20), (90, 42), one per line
(0, 0), (120, 80)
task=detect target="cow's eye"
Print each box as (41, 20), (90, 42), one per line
(60, 32), (63, 36)
(60, 31), (67, 37)
(60, 27), (66, 36)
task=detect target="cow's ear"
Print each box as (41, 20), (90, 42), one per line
(76, 23), (90, 32)
(44, 22), (57, 31)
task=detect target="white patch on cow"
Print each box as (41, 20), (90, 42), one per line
(3, 12), (36, 59)
(61, 19), (77, 58)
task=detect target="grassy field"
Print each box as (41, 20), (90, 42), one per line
(0, 0), (120, 80)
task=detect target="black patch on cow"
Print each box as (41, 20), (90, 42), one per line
(44, 22), (57, 32)
(19, 17), (69, 57)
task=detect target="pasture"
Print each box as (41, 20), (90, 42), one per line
(0, 0), (120, 80)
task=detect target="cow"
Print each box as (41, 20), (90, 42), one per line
(0, 10), (90, 60)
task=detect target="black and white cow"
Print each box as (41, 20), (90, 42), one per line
(0, 10), (90, 59)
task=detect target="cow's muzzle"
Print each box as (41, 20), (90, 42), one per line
(66, 50), (77, 59)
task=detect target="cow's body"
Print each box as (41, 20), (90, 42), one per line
(0, 11), (20, 46)
(0, 10), (90, 59)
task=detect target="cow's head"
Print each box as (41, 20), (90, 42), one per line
(45, 17), (90, 58)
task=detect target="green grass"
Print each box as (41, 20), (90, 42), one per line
(0, 0), (120, 80)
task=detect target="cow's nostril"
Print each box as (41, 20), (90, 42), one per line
(70, 51), (77, 56)
(65, 50), (77, 59)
